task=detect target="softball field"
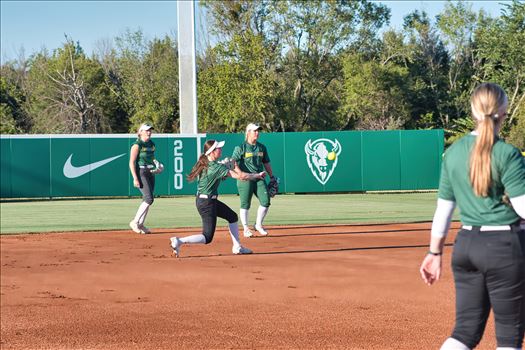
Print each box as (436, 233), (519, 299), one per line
(1, 221), (500, 349)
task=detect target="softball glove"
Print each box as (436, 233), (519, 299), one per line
(150, 159), (164, 175)
(218, 157), (235, 170)
(268, 176), (280, 198)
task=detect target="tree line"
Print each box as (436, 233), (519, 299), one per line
(1, 0), (523, 148)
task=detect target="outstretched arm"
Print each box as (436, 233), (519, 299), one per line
(228, 169), (266, 181)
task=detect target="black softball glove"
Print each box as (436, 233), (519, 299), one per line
(268, 176), (280, 198)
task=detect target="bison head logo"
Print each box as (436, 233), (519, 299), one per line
(304, 138), (342, 185)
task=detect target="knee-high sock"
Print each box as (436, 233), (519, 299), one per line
(180, 234), (206, 244)
(134, 202), (150, 223)
(240, 208), (249, 228)
(138, 206), (149, 225)
(440, 338), (470, 350)
(228, 222), (241, 247)
(255, 206), (269, 227)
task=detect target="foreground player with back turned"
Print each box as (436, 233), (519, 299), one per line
(231, 123), (275, 237)
(420, 83), (525, 350)
(169, 140), (265, 257)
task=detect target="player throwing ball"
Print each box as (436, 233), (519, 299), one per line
(231, 123), (275, 237)
(420, 83), (525, 350)
(169, 140), (265, 257)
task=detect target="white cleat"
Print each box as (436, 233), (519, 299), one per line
(139, 224), (151, 234)
(232, 245), (253, 255)
(170, 237), (181, 257)
(254, 225), (268, 236)
(243, 228), (254, 238)
(129, 220), (142, 234)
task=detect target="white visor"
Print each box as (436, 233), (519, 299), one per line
(205, 140), (225, 155)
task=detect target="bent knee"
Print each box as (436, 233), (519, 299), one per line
(203, 231), (214, 244)
(229, 213), (238, 223)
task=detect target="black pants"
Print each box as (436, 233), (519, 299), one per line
(196, 198), (238, 244)
(451, 224), (525, 348)
(139, 168), (155, 205)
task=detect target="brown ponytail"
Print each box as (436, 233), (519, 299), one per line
(186, 140), (217, 182)
(469, 83), (508, 197)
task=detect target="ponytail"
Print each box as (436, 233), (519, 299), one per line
(468, 83), (508, 197)
(186, 139), (218, 182)
(187, 154), (209, 182)
(469, 117), (495, 197)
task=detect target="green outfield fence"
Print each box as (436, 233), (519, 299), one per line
(0, 130), (444, 199)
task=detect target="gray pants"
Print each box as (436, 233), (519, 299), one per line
(450, 224), (525, 348)
(138, 168), (155, 204)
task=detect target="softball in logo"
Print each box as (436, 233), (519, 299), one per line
(304, 138), (342, 185)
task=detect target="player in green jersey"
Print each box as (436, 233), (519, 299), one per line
(231, 123), (275, 237)
(420, 83), (525, 350)
(129, 123), (163, 234)
(169, 139), (265, 257)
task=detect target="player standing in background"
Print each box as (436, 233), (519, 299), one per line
(231, 123), (275, 238)
(129, 123), (163, 234)
(169, 139), (265, 257)
(420, 83), (525, 350)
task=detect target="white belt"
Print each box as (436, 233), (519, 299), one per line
(139, 165), (155, 169)
(197, 194), (217, 199)
(462, 225), (511, 231)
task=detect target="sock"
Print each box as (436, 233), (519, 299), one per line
(255, 206), (269, 228)
(180, 234), (206, 244)
(138, 206), (149, 225)
(240, 209), (249, 229)
(134, 202), (150, 223)
(228, 222), (241, 247)
(440, 338), (470, 350)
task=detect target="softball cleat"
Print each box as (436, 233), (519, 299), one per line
(232, 245), (252, 255)
(129, 220), (142, 234)
(254, 225), (268, 236)
(243, 228), (254, 238)
(138, 224), (151, 234)
(170, 237), (181, 257)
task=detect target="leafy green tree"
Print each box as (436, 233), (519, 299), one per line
(93, 39), (130, 133)
(506, 105), (524, 149)
(474, 1), (524, 140)
(402, 10), (450, 129)
(341, 53), (410, 130)
(24, 38), (111, 133)
(436, 1), (479, 122)
(198, 32), (276, 132)
(0, 64), (29, 134)
(201, 0), (389, 131)
(200, 1), (282, 131)
(274, 0), (390, 130)
(115, 30), (179, 133)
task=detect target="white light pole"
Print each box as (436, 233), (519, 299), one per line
(177, 0), (198, 135)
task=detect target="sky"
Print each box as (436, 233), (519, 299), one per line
(0, 0), (511, 64)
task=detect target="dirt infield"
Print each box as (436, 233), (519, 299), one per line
(1, 222), (499, 350)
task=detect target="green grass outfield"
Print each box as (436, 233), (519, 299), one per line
(0, 192), (457, 234)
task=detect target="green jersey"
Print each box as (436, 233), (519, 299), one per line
(197, 161), (230, 196)
(438, 134), (525, 226)
(134, 139), (156, 167)
(231, 142), (270, 173)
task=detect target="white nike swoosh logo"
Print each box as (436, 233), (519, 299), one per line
(63, 153), (126, 178)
